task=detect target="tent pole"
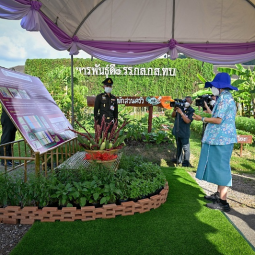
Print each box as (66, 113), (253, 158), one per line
(71, 54), (74, 127)
(172, 0), (175, 39)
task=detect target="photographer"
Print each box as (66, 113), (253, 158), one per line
(171, 96), (194, 167)
(193, 73), (238, 212)
(203, 96), (216, 114)
(201, 96), (217, 138)
(195, 94), (216, 114)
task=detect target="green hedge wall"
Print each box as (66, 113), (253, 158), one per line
(25, 58), (213, 98)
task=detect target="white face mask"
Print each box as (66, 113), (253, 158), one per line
(184, 102), (190, 108)
(105, 87), (112, 94)
(211, 86), (219, 96)
(209, 100), (216, 106)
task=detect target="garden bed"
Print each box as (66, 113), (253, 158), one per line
(0, 182), (168, 225)
(0, 154), (168, 225)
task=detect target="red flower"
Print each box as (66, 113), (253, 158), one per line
(85, 154), (91, 160)
(84, 152), (118, 161)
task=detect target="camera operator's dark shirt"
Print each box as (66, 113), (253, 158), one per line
(172, 107), (195, 139)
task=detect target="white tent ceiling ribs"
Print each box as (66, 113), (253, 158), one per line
(39, 0), (255, 43)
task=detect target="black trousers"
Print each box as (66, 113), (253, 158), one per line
(175, 137), (190, 166)
(0, 110), (17, 163)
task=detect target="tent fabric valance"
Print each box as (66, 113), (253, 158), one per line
(1, 0), (255, 64)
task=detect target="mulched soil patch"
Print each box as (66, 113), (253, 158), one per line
(0, 224), (31, 255)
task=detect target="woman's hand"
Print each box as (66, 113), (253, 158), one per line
(204, 101), (212, 114)
(192, 113), (202, 121)
(193, 114), (222, 124)
(204, 101), (209, 110)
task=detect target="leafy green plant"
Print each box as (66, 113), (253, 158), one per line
(71, 116), (129, 151)
(51, 182), (74, 207)
(0, 155), (166, 208)
(114, 169), (132, 200)
(129, 179), (142, 200)
(151, 131), (167, 144)
(69, 181), (88, 207)
(0, 174), (8, 207)
(142, 132), (152, 143)
(100, 182), (121, 204)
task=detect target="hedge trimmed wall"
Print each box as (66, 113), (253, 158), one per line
(25, 58), (213, 98)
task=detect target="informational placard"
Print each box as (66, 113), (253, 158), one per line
(0, 68), (76, 154)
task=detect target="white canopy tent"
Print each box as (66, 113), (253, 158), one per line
(1, 0), (255, 125)
(39, 0), (255, 44)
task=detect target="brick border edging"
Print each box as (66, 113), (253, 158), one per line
(0, 182), (169, 225)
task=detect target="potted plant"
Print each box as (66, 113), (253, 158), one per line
(69, 116), (129, 166)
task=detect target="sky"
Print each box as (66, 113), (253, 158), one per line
(0, 19), (90, 68)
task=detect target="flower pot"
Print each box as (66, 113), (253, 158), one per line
(84, 150), (119, 160)
(84, 149), (120, 170)
(85, 149), (120, 156)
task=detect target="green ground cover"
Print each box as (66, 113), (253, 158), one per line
(11, 168), (254, 255)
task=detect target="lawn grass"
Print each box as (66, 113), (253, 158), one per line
(11, 168), (255, 255)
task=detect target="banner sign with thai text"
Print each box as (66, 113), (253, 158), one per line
(0, 68), (75, 154)
(77, 64), (176, 76)
(87, 96), (173, 109)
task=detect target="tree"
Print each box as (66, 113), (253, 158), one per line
(192, 72), (214, 100)
(218, 64), (255, 118)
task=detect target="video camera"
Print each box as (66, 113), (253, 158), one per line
(195, 94), (214, 111)
(170, 99), (186, 108)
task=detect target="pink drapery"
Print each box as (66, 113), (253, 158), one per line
(1, 0), (255, 65)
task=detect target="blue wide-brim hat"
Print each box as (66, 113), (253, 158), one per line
(205, 72), (238, 91)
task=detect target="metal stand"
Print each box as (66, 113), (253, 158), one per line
(175, 112), (180, 166)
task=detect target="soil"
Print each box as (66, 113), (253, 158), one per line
(0, 224), (31, 255)
(124, 139), (175, 165)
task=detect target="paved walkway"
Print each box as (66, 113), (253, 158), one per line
(224, 207), (255, 249)
(189, 172), (255, 249)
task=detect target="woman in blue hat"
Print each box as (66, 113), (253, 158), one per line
(193, 72), (238, 212)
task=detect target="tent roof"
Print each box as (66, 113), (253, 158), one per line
(1, 0), (255, 64)
(40, 0), (255, 43)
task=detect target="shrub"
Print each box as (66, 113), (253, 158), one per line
(235, 116), (255, 135)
